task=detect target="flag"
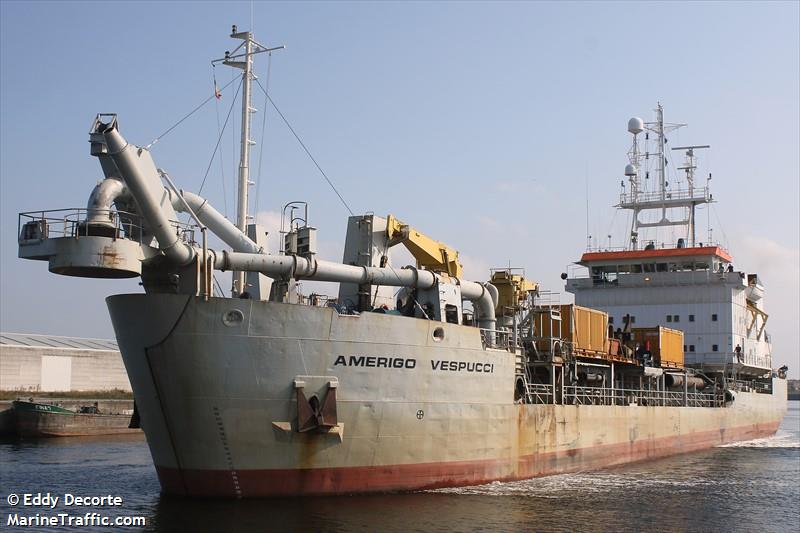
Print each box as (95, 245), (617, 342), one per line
(215, 86), (222, 100)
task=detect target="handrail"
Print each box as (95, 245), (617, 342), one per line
(18, 208), (199, 246)
(525, 382), (728, 408)
(618, 186), (710, 205)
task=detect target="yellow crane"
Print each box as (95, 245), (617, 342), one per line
(385, 214), (463, 277)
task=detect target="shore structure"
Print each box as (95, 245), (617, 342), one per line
(0, 333), (130, 393)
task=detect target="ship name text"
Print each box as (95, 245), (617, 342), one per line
(334, 355), (417, 369)
(431, 360), (495, 373)
(332, 355), (495, 373)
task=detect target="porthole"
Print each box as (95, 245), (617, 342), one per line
(222, 309), (244, 327)
(432, 327), (445, 342)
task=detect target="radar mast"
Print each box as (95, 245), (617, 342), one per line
(618, 103), (711, 250)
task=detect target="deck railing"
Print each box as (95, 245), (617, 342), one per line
(525, 383), (725, 408)
(618, 186), (711, 207)
(18, 208), (198, 246)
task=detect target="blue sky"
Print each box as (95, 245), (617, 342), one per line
(1, 1), (798, 376)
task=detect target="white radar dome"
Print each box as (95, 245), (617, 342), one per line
(627, 117), (644, 135)
(624, 164), (638, 177)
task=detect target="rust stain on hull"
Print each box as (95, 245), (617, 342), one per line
(155, 420), (780, 497)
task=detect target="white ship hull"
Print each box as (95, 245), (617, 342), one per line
(109, 294), (787, 497)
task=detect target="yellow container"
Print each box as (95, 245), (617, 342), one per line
(631, 326), (684, 368)
(565, 305), (608, 353)
(533, 305), (608, 354)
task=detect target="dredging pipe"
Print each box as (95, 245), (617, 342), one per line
(85, 177), (127, 229)
(97, 118), (497, 330)
(665, 373), (707, 390)
(102, 120), (194, 266)
(163, 186), (261, 255)
(218, 251), (497, 331)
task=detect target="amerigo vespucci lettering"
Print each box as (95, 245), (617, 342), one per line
(333, 355), (494, 373)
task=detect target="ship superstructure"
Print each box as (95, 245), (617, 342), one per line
(566, 105), (772, 379)
(16, 30), (786, 497)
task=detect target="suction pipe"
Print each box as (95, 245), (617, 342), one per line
(219, 251), (496, 330)
(459, 280), (498, 332)
(102, 123), (194, 266)
(86, 177), (127, 227)
(163, 187), (261, 254)
(665, 373), (707, 389)
(94, 118), (497, 329)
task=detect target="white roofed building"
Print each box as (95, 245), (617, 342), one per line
(0, 333), (131, 392)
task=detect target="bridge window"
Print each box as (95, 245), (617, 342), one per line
(608, 316), (614, 324)
(673, 315), (680, 323)
(666, 315), (672, 323)
(712, 344), (719, 352)
(712, 314), (718, 321)
(689, 345), (695, 352)
(689, 314), (695, 322)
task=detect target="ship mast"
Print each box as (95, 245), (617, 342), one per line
(214, 25), (284, 296)
(618, 103), (711, 250)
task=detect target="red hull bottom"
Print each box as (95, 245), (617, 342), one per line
(155, 421), (780, 498)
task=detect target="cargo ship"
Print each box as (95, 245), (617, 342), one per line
(17, 28), (787, 497)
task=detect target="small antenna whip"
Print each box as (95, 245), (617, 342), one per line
(585, 169), (591, 250)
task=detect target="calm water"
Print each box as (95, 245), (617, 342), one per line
(1, 404), (798, 532)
